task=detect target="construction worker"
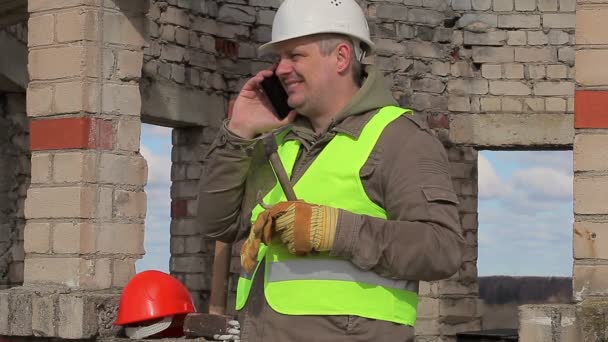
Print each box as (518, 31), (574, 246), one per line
(198, 0), (465, 341)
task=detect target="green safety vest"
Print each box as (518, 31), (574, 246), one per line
(236, 106), (419, 326)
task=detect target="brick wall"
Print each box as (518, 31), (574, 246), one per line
(140, 0), (278, 126)
(169, 126), (217, 311)
(453, 1), (575, 109)
(448, 0), (575, 147)
(143, 0), (278, 96)
(0, 93), (28, 290)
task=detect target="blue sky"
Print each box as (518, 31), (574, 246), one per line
(137, 124), (172, 273)
(136, 124), (574, 277)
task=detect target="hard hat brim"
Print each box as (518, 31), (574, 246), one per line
(258, 33), (375, 57)
(124, 316), (173, 339)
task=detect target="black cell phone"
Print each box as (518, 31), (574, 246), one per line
(260, 73), (293, 119)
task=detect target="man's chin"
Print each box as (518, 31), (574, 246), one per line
(287, 97), (303, 111)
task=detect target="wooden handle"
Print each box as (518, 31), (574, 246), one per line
(264, 134), (298, 201)
(209, 241), (231, 315)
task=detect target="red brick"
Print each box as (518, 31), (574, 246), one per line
(575, 90), (608, 129)
(215, 38), (239, 59)
(427, 113), (450, 129)
(90, 119), (114, 150)
(171, 199), (188, 218)
(30, 117), (114, 150)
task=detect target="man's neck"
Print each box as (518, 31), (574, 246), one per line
(309, 82), (360, 134)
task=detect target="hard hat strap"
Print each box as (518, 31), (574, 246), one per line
(352, 39), (366, 62)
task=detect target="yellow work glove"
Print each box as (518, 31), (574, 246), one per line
(273, 201), (339, 255)
(240, 202), (293, 272)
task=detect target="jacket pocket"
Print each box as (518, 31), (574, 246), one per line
(360, 148), (382, 179)
(421, 186), (460, 205)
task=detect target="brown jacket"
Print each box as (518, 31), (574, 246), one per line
(197, 65), (464, 341)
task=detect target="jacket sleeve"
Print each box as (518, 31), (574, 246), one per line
(197, 120), (259, 243)
(330, 117), (465, 281)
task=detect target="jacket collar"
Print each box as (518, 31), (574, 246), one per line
(287, 108), (377, 142)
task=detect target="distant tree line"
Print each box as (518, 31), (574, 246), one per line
(479, 276), (573, 305)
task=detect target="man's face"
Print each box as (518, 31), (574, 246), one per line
(273, 37), (336, 117)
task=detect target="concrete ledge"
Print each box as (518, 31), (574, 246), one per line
(0, 285), (121, 339)
(576, 298), (608, 342)
(519, 304), (579, 342)
(141, 80), (226, 128)
(450, 114), (574, 149)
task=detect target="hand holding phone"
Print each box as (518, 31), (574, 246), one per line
(260, 73), (293, 120)
(228, 69), (296, 139)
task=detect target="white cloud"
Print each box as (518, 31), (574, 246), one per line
(478, 152), (573, 216)
(477, 151), (573, 276)
(501, 151), (573, 171)
(478, 204), (573, 276)
(478, 154), (512, 199)
(512, 167), (573, 202)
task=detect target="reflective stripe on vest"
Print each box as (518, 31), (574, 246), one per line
(236, 106), (418, 326)
(266, 258), (419, 292)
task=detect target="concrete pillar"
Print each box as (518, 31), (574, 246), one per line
(570, 0), (608, 341)
(0, 0), (146, 339)
(573, 0), (608, 301)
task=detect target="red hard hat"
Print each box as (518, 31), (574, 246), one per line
(114, 270), (196, 326)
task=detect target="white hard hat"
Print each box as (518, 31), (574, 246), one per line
(258, 0), (375, 61)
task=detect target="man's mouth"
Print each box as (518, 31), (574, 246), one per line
(284, 80), (302, 93)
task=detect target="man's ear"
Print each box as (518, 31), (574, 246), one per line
(335, 43), (352, 74)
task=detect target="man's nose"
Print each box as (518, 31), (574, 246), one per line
(275, 58), (292, 77)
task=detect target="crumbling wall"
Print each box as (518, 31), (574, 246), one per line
(448, 0), (576, 147)
(451, 0), (576, 114)
(0, 93), (28, 290)
(141, 0), (266, 126)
